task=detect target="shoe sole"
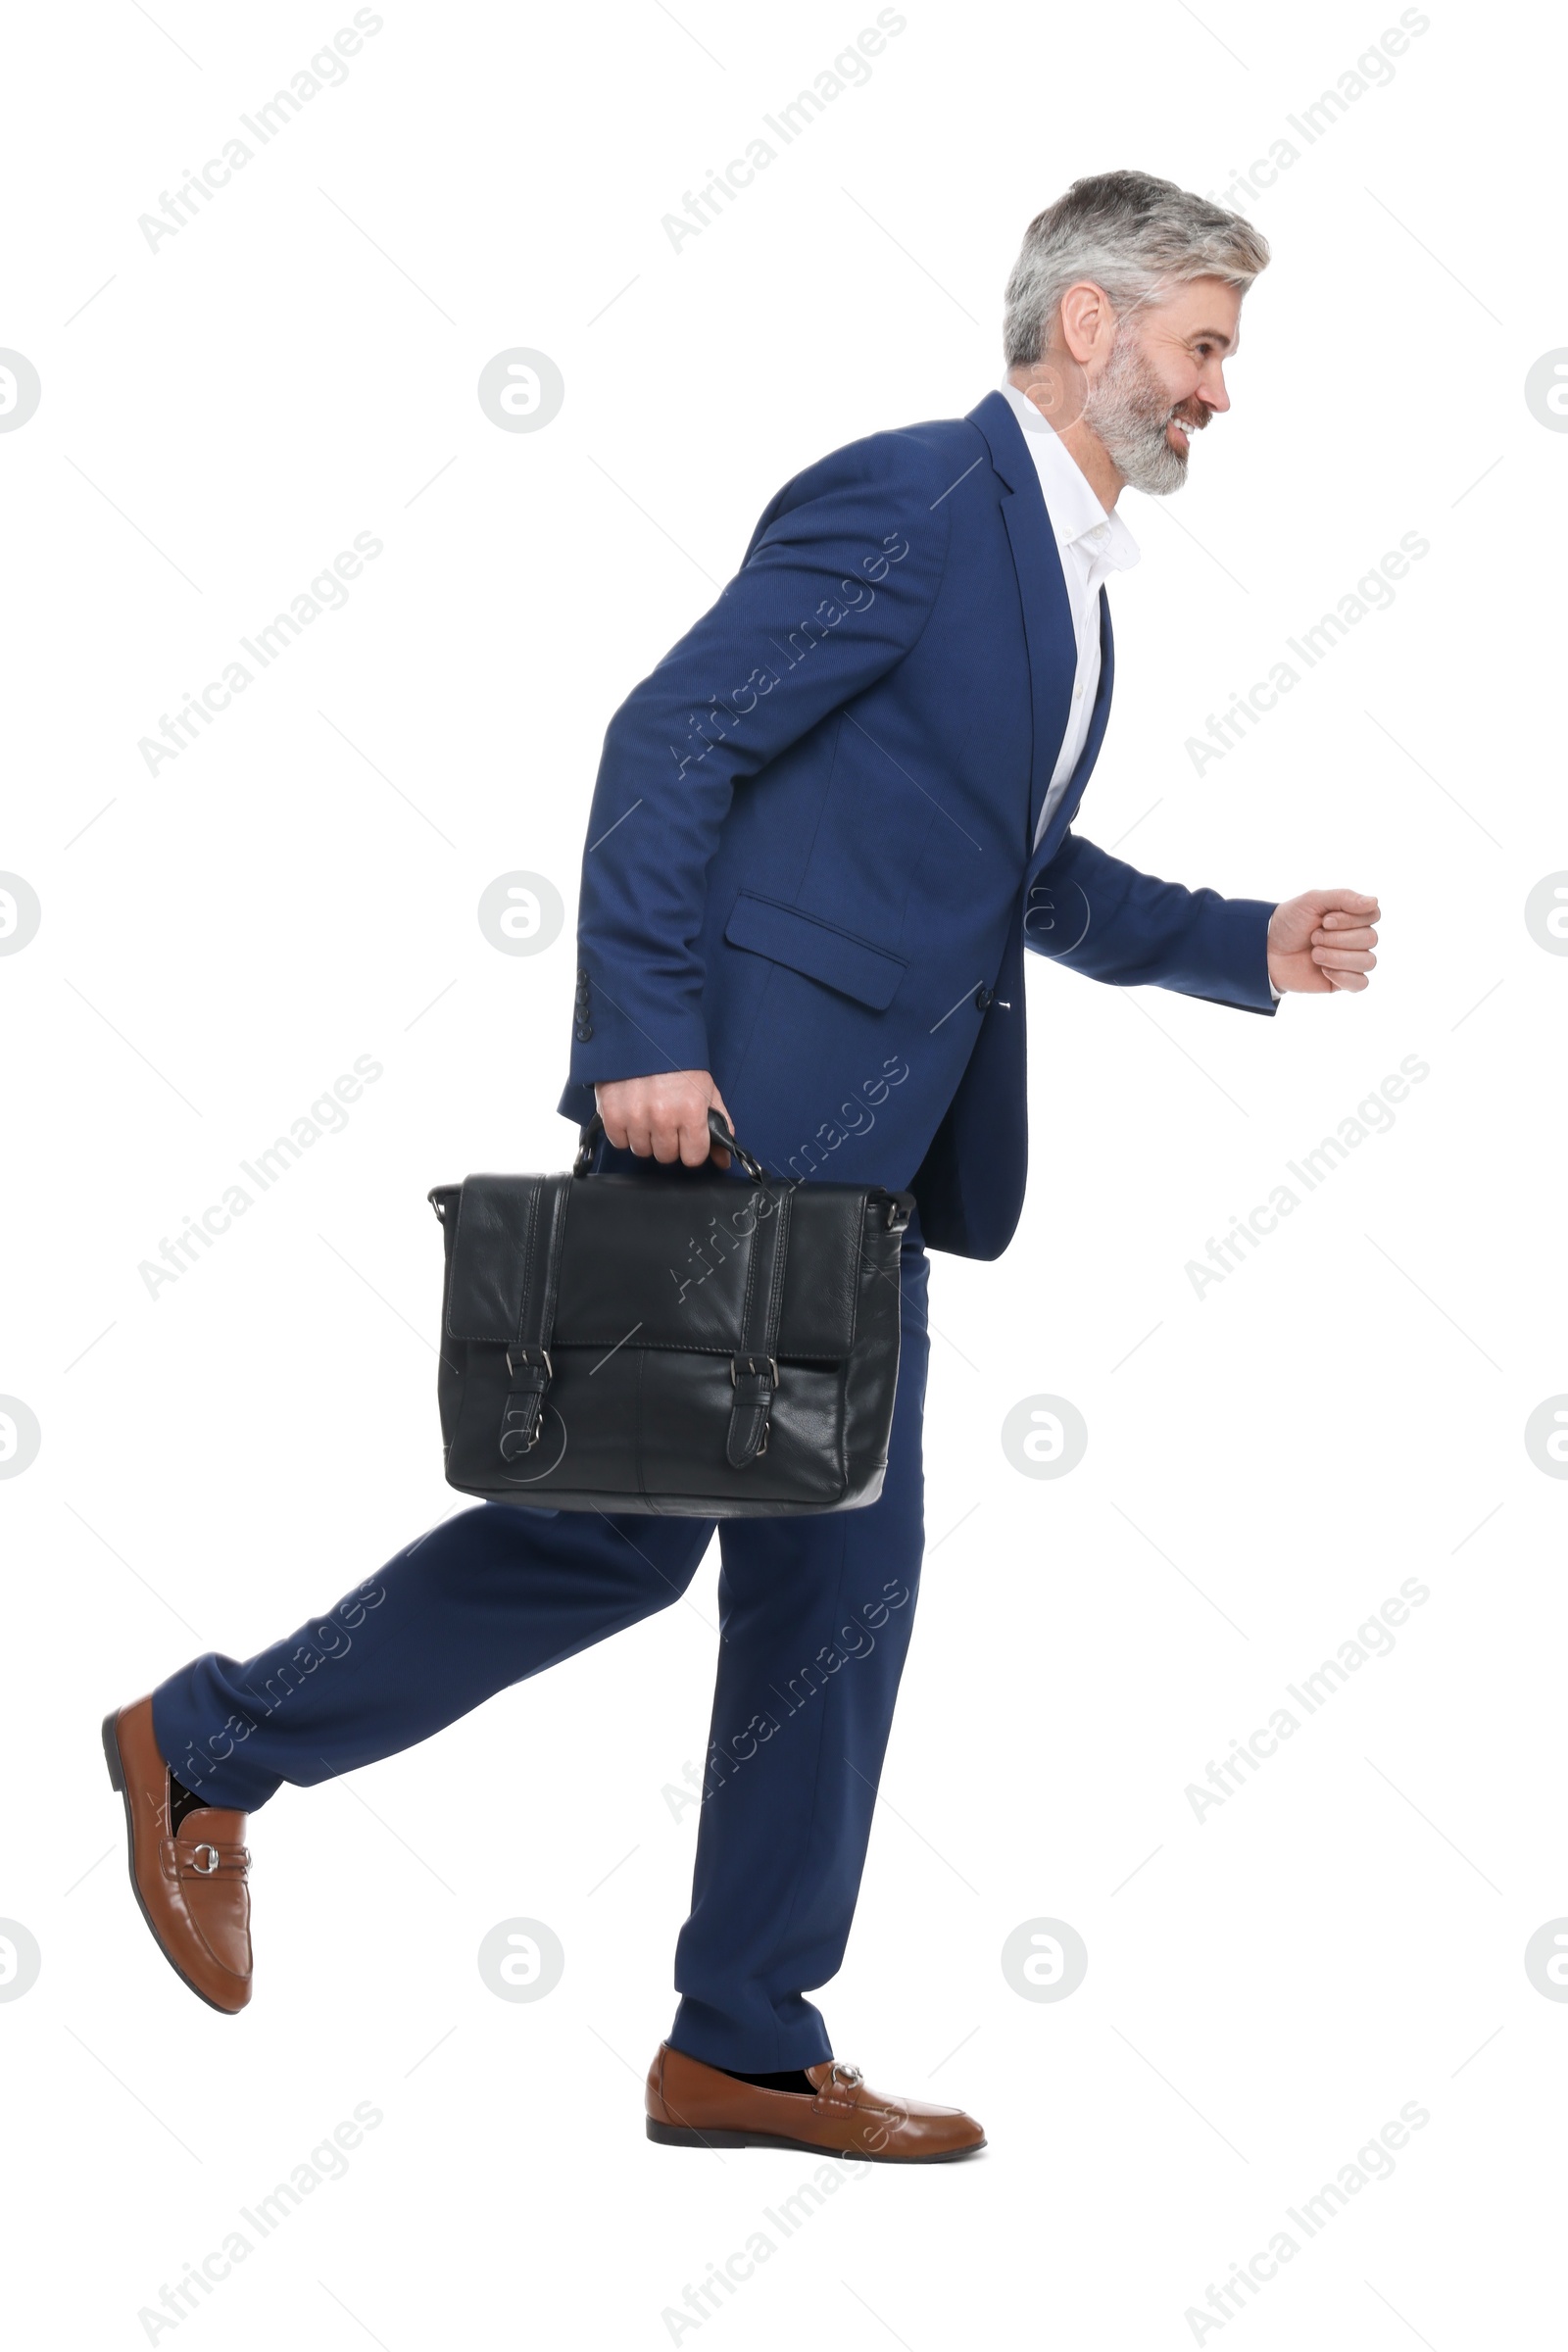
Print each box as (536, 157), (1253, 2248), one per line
(646, 2119), (985, 2162)
(101, 1710), (245, 2017)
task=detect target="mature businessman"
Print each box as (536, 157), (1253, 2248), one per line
(107, 172), (1380, 2163)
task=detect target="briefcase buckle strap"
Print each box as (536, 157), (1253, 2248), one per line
(498, 1173), (573, 1463)
(727, 1353), (780, 1465)
(725, 1187), (792, 1469)
(499, 1374), (550, 1458)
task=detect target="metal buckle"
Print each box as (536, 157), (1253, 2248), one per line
(189, 1844), (220, 1874)
(505, 1348), (553, 1381)
(828, 2060), (864, 2089)
(729, 1355), (778, 1387)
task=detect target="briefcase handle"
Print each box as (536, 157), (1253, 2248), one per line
(571, 1105), (767, 1183)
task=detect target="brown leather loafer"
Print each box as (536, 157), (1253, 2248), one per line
(102, 1695), (253, 2014)
(645, 2042), (985, 2162)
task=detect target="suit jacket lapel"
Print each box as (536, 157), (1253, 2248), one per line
(964, 392), (1075, 854)
(1031, 588), (1115, 872)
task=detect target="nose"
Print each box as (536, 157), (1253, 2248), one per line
(1203, 364), (1231, 416)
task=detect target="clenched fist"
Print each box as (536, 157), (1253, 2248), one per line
(595, 1070), (733, 1167)
(1267, 889), (1382, 996)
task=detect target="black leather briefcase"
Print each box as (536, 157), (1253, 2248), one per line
(428, 1112), (913, 1516)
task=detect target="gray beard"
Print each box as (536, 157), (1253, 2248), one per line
(1082, 330), (1193, 496)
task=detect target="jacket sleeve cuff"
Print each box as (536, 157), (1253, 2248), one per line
(1237, 896), (1282, 1015)
(1160, 897), (1280, 1017)
(566, 963), (712, 1093)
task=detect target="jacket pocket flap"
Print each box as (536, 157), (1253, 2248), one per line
(723, 891), (907, 1010)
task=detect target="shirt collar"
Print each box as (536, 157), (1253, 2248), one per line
(997, 377), (1141, 575)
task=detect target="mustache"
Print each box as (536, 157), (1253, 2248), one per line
(1169, 402), (1210, 432)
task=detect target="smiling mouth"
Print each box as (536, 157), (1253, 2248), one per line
(1167, 412), (1205, 454)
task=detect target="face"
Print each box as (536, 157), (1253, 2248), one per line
(1081, 275), (1243, 496)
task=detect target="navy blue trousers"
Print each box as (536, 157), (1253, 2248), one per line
(152, 1225), (930, 2073)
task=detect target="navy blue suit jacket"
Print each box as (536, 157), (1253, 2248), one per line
(559, 389), (1276, 1259)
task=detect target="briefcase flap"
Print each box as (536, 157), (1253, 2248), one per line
(442, 1172), (871, 1356)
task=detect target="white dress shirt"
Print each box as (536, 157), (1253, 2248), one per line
(998, 377), (1140, 852)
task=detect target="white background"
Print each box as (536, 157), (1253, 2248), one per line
(3, 0), (1565, 2343)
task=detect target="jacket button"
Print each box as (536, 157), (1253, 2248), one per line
(974, 985), (995, 1011)
(574, 1020), (594, 1042)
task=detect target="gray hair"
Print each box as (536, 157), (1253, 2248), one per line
(1003, 171), (1270, 366)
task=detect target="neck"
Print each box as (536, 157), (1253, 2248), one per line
(1005, 367), (1124, 513)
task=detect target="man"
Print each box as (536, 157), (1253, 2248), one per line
(105, 172), (1379, 2164)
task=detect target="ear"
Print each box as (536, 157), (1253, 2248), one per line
(1056, 280), (1114, 368)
